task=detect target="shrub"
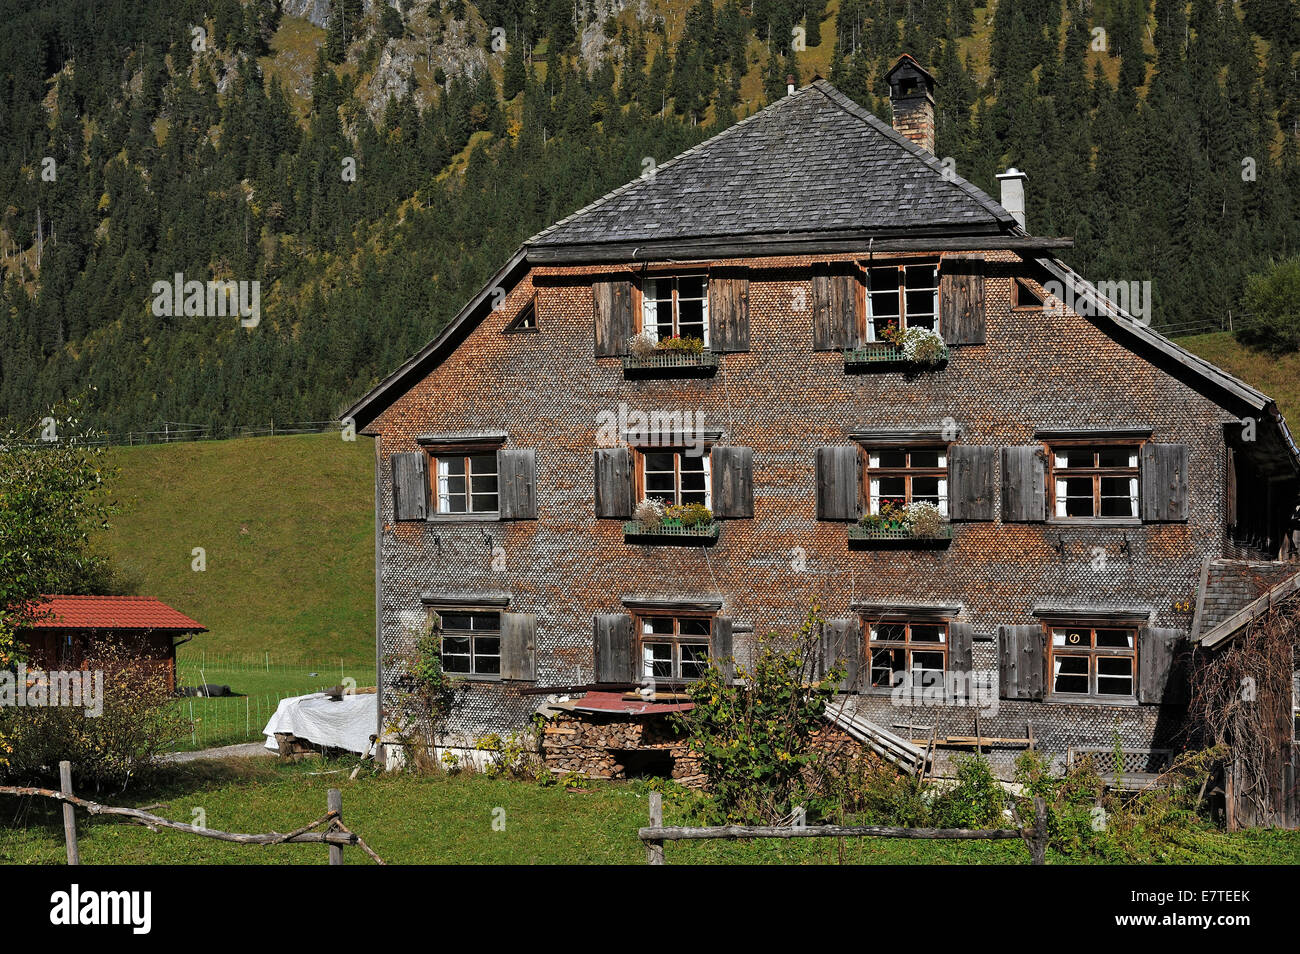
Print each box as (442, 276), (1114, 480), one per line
(475, 728), (544, 781)
(1236, 257), (1300, 355)
(0, 641), (187, 790)
(675, 612), (842, 824)
(928, 754), (1008, 828)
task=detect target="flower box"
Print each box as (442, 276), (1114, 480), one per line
(622, 349), (719, 376)
(848, 522), (953, 547)
(623, 519), (721, 542)
(843, 343), (949, 368)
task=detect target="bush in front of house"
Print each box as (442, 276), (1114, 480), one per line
(675, 612), (843, 825)
(0, 640), (187, 790)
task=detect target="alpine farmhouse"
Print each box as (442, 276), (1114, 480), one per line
(344, 56), (1300, 807)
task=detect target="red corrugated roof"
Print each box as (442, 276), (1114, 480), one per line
(572, 690), (694, 716)
(25, 596), (206, 632)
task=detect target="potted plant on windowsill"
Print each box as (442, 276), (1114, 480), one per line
(849, 500), (952, 545)
(844, 323), (949, 369)
(625, 498), (720, 541)
(623, 332), (719, 374)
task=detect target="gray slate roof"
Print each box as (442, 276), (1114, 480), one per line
(1193, 559), (1300, 641)
(530, 81), (1016, 248)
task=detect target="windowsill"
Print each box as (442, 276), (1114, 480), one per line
(426, 512), (501, 523)
(449, 673), (503, 683)
(1044, 693), (1140, 708)
(1047, 517), (1142, 527)
(621, 350), (719, 378)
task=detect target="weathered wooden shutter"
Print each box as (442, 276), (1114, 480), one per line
(500, 612), (537, 681)
(940, 254), (986, 346)
(711, 446), (754, 519)
(497, 448), (537, 519)
(949, 445), (996, 521)
(594, 447), (634, 518)
(1001, 446), (1047, 522)
(593, 279), (633, 357)
(815, 446), (861, 521)
(711, 616), (735, 680)
(708, 269), (750, 353)
(821, 618), (862, 691)
(594, 613), (636, 683)
(948, 622), (974, 676)
(998, 624), (1046, 700)
(1138, 626), (1188, 705)
(391, 452), (430, 521)
(1140, 443), (1189, 522)
(1225, 446), (1237, 528)
(811, 264), (861, 351)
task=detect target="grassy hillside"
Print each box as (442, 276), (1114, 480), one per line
(1175, 332), (1300, 426)
(98, 434), (374, 666)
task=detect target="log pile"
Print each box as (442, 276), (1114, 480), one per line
(542, 711), (704, 786)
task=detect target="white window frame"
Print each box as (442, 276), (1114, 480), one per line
(434, 451), (500, 515)
(866, 262), (940, 341)
(865, 447), (949, 516)
(641, 275), (710, 346)
(640, 448), (712, 509)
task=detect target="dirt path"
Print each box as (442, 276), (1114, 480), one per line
(161, 742), (274, 763)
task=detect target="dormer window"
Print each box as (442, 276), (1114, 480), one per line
(642, 276), (709, 345)
(867, 262), (939, 341)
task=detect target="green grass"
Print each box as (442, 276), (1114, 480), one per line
(2, 759), (1296, 865)
(98, 433), (375, 668)
(1175, 331), (1300, 425)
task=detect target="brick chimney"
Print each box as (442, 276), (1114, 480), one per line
(885, 54), (937, 154)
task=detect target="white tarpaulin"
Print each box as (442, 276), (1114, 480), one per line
(263, 692), (377, 754)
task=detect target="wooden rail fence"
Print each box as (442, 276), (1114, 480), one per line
(638, 791), (1049, 864)
(1, 761), (385, 865)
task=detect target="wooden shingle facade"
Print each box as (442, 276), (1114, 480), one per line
(346, 65), (1300, 779)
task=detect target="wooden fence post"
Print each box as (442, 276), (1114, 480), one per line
(59, 761), (79, 866)
(646, 791), (664, 865)
(328, 789), (343, 866)
(1030, 795), (1048, 866)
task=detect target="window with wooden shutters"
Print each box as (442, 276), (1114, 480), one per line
(1137, 627), (1188, 705)
(811, 263), (861, 350)
(939, 255), (986, 345)
(639, 447), (710, 508)
(1046, 622), (1138, 699)
(816, 445), (861, 520)
(708, 269), (749, 352)
(593, 279), (634, 357)
(865, 446), (948, 515)
(710, 445), (753, 518)
(594, 447), (634, 518)
(949, 446), (996, 521)
(1140, 443), (1189, 522)
(637, 613), (713, 681)
(434, 608), (502, 676)
(868, 620), (947, 688)
(594, 613), (636, 683)
(867, 261), (939, 341)
(1049, 443), (1140, 520)
(641, 275), (709, 345)
(433, 451), (499, 514)
(391, 452), (431, 521)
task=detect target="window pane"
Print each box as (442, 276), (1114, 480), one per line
(1097, 446), (1138, 468)
(644, 617), (675, 635)
(911, 475), (941, 505)
(677, 276), (706, 299)
(679, 642), (710, 679)
(904, 264), (938, 290)
(911, 650), (946, 685)
(910, 624), (945, 643)
(1054, 628), (1089, 648)
(869, 267), (900, 296)
(643, 642), (673, 678)
(1057, 447), (1096, 469)
(677, 298), (705, 339)
(679, 618), (711, 638)
(1060, 476), (1095, 517)
(1095, 629), (1134, 649)
(469, 612), (500, 631)
(441, 613), (473, 631)
(1053, 655), (1089, 693)
(1097, 656), (1133, 695)
(1099, 476), (1137, 517)
(909, 449), (942, 468)
(442, 636), (472, 673)
(874, 449), (907, 468)
(871, 623), (906, 643)
(870, 647), (904, 687)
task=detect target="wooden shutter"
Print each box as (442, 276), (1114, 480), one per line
(821, 618), (862, 691)
(712, 616), (735, 681)
(711, 446), (754, 519)
(940, 254), (986, 346)
(949, 445), (996, 521)
(1138, 626), (1188, 705)
(594, 447), (634, 518)
(811, 263), (861, 350)
(1001, 446), (1046, 522)
(1141, 443), (1189, 522)
(594, 613), (635, 683)
(708, 269), (750, 353)
(593, 279), (633, 357)
(998, 624), (1046, 700)
(948, 622), (974, 676)
(391, 452), (430, 521)
(500, 612), (537, 681)
(1225, 445), (1237, 528)
(497, 448), (537, 519)
(815, 446), (861, 521)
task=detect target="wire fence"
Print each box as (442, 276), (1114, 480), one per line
(181, 652), (365, 676)
(4, 420), (349, 451)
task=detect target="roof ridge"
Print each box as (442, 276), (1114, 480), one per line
(525, 86), (819, 248)
(807, 80), (1015, 226)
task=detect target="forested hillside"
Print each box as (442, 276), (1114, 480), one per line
(2, 0), (1299, 432)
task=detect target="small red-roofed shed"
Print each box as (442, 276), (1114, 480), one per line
(19, 595), (206, 691)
